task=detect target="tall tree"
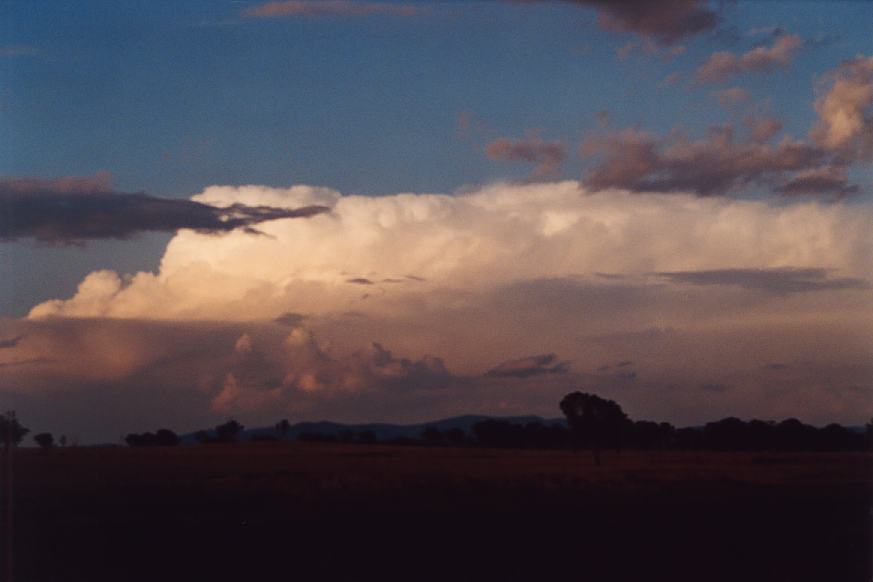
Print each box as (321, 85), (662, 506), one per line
(559, 392), (630, 466)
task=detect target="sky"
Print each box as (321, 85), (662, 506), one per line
(1, 0), (872, 443)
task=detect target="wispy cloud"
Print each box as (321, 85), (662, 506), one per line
(486, 135), (566, 179)
(243, 1), (423, 18)
(696, 34), (803, 83)
(485, 354), (569, 379)
(0, 45), (40, 58)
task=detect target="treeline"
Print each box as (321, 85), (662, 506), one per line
(121, 414), (869, 453)
(8, 391), (873, 452)
(455, 417), (870, 452)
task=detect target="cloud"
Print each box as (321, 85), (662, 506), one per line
(811, 56), (873, 161)
(1, 171), (114, 194)
(713, 87), (750, 107)
(0, 336), (23, 349)
(0, 174), (330, 243)
(26, 181), (873, 322)
(486, 135), (566, 179)
(0, 45), (40, 58)
(580, 126), (831, 196)
(535, 0), (719, 45)
(243, 0), (422, 18)
(273, 312), (306, 327)
(696, 34), (803, 83)
(775, 166), (858, 197)
(745, 116), (783, 143)
(584, 57), (872, 197)
(485, 353), (569, 379)
(654, 268), (869, 296)
(7, 181), (873, 439)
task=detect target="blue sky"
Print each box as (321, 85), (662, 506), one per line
(3, 1), (871, 197)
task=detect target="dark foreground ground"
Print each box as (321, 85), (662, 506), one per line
(10, 444), (873, 581)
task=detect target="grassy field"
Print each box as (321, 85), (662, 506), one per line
(11, 444), (873, 581)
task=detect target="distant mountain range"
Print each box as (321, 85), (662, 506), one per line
(181, 415), (567, 444)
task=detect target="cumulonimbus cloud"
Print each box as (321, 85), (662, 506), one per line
(0, 174), (330, 243)
(696, 34), (803, 83)
(26, 181), (872, 322)
(5, 180), (873, 438)
(243, 0), (422, 18)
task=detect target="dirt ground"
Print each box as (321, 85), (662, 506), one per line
(9, 444), (873, 581)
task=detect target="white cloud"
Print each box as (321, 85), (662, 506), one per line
(28, 181), (873, 324)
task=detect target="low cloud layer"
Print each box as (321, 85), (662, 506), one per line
(654, 268), (869, 296)
(0, 175), (329, 243)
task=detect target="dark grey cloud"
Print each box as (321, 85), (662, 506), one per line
(591, 327), (677, 346)
(273, 312), (306, 327)
(485, 353), (569, 379)
(243, 1), (423, 19)
(580, 126), (843, 196)
(0, 175), (330, 244)
(0, 357), (54, 369)
(0, 336), (23, 349)
(347, 278), (375, 285)
(775, 166), (859, 197)
(654, 268), (870, 295)
(525, 0), (719, 44)
(765, 363), (789, 370)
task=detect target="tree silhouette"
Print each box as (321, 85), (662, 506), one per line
(275, 419), (291, 438)
(421, 426), (443, 445)
(559, 392), (630, 466)
(125, 429), (180, 447)
(215, 419), (244, 443)
(154, 429), (181, 446)
(34, 432), (54, 449)
(472, 420), (527, 449)
(0, 411), (29, 446)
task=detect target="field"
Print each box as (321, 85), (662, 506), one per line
(11, 444), (873, 581)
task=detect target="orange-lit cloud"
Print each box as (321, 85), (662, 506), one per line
(696, 34), (803, 83)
